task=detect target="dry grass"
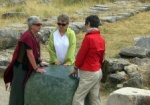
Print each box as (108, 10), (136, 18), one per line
(75, 11), (150, 59)
(139, 0), (150, 2)
(99, 12), (150, 58)
(0, 0), (149, 27)
(0, 0), (113, 27)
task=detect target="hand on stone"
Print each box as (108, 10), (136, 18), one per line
(64, 63), (71, 66)
(69, 69), (78, 77)
(55, 62), (62, 65)
(5, 83), (11, 91)
(40, 61), (49, 67)
(36, 68), (46, 73)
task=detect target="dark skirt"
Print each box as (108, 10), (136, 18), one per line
(9, 64), (28, 105)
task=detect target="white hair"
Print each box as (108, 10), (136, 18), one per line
(27, 16), (41, 29)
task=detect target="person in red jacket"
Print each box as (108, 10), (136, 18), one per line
(4, 16), (48, 105)
(70, 15), (105, 105)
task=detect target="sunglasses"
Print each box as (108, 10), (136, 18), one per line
(57, 23), (67, 26)
(32, 23), (42, 26)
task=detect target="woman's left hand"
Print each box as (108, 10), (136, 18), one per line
(64, 63), (71, 66)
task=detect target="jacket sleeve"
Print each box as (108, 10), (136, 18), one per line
(99, 38), (105, 65)
(48, 31), (58, 64)
(65, 29), (76, 65)
(75, 36), (89, 68)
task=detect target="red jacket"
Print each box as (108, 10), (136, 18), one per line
(4, 30), (40, 86)
(75, 30), (105, 72)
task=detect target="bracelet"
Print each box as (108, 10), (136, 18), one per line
(34, 67), (38, 71)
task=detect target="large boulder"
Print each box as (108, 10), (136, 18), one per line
(119, 46), (148, 58)
(106, 87), (150, 105)
(134, 36), (150, 50)
(24, 65), (90, 105)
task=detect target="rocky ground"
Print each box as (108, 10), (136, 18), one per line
(0, 76), (108, 105)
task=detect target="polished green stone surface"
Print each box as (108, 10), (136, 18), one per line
(24, 65), (90, 105)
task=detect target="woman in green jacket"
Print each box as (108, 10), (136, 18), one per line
(48, 14), (76, 66)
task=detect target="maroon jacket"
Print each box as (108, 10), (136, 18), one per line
(4, 30), (40, 85)
(75, 30), (105, 72)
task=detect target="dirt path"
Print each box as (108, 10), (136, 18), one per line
(0, 78), (9, 105)
(0, 77), (108, 105)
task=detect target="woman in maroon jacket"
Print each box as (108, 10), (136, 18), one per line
(4, 16), (48, 105)
(70, 15), (105, 105)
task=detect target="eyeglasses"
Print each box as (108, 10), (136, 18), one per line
(32, 23), (42, 26)
(57, 23), (67, 26)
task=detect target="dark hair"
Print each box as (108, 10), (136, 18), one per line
(85, 15), (100, 28)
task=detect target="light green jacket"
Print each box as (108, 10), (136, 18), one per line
(48, 28), (76, 65)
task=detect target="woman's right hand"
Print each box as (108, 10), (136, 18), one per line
(36, 68), (46, 73)
(5, 83), (11, 91)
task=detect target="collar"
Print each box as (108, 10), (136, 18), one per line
(86, 28), (99, 33)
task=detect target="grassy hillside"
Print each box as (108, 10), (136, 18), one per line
(100, 12), (150, 58)
(0, 0), (149, 27)
(0, 0), (116, 27)
(0, 0), (149, 57)
(75, 11), (150, 58)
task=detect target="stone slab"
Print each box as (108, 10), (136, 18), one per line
(24, 65), (90, 105)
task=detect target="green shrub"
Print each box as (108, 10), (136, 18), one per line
(13, 6), (25, 12)
(139, 0), (150, 2)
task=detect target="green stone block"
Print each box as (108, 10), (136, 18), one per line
(24, 65), (90, 105)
